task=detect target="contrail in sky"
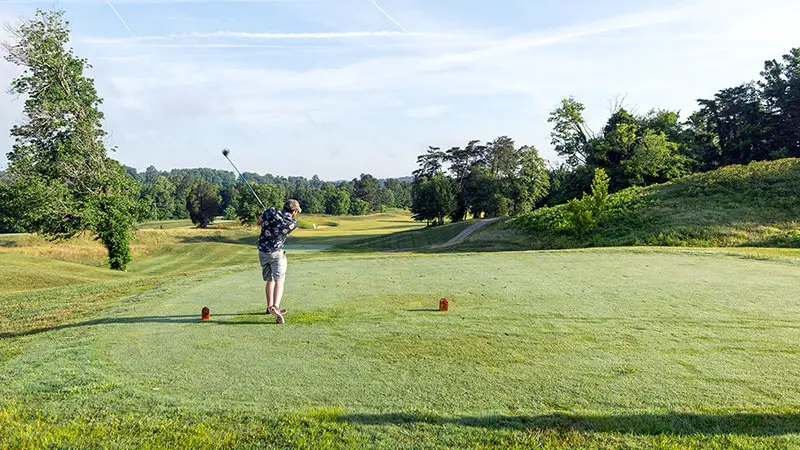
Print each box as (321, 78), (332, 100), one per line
(371, 0), (408, 32)
(106, 0), (133, 35)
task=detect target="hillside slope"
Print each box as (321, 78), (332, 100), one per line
(343, 220), (478, 251)
(459, 158), (800, 251)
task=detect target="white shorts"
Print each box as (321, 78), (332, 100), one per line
(258, 250), (287, 281)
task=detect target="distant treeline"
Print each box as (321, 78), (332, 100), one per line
(410, 46), (800, 224)
(120, 165), (413, 225)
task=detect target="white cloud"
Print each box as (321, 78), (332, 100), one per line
(79, 30), (454, 45)
(406, 105), (447, 119)
(3, 0), (800, 178)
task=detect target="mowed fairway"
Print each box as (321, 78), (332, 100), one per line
(1, 216), (800, 448)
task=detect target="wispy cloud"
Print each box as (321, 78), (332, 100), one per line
(80, 30), (450, 46)
(105, 0), (133, 35)
(0, 0), (294, 3)
(5, 0), (798, 179)
(406, 105), (447, 119)
(370, 0), (407, 32)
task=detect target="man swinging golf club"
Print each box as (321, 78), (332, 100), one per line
(257, 199), (301, 324)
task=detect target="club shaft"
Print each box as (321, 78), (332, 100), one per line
(224, 155), (266, 210)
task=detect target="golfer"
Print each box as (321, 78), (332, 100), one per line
(257, 199), (301, 324)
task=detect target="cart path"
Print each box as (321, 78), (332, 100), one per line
(431, 218), (503, 249)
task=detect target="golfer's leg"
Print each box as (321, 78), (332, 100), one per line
(259, 250), (274, 311)
(273, 279), (285, 309)
(272, 253), (288, 309)
(266, 281), (275, 309)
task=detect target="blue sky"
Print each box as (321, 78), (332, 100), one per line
(0, 0), (798, 180)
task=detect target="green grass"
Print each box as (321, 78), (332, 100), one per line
(342, 219), (478, 251)
(2, 243), (800, 448)
(0, 211), (419, 342)
(468, 158), (800, 252)
(3, 207), (800, 448)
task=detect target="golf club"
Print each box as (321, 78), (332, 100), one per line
(222, 148), (266, 210)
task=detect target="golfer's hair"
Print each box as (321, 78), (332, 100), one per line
(284, 199), (302, 214)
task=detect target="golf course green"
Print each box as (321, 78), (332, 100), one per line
(1, 211), (799, 448)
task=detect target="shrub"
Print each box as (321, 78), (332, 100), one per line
(223, 205), (237, 220)
(563, 168), (610, 234)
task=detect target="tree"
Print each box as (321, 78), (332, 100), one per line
(683, 110), (721, 171)
(324, 187), (351, 215)
(429, 172), (456, 224)
(463, 166), (496, 219)
(168, 173), (193, 219)
(411, 172), (456, 225)
(620, 130), (691, 186)
(542, 163), (594, 207)
(2, 8), (139, 270)
(760, 47), (800, 158)
(564, 168), (610, 235)
(638, 109), (685, 145)
(445, 140), (485, 221)
(187, 180), (219, 228)
(142, 165), (161, 185)
(593, 108), (638, 169)
(0, 178), (26, 233)
(695, 83), (771, 165)
(548, 97), (594, 167)
(412, 146), (446, 179)
(484, 136), (518, 178)
(379, 188), (395, 210)
(353, 173), (381, 212)
(301, 188), (326, 214)
(508, 145), (550, 215)
(139, 175), (176, 220)
(349, 198), (369, 216)
(234, 183), (285, 224)
(384, 178), (411, 209)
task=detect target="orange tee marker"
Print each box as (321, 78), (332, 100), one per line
(201, 306), (210, 321)
(439, 298), (449, 312)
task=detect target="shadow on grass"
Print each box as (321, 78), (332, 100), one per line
(339, 412), (800, 436)
(175, 233), (392, 248)
(0, 313), (273, 339)
(406, 309), (441, 312)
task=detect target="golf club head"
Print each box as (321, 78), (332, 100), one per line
(222, 148), (230, 157)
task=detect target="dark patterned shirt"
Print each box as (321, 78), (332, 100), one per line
(257, 207), (298, 253)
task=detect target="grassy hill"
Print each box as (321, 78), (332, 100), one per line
(459, 158), (800, 251)
(342, 220), (478, 251)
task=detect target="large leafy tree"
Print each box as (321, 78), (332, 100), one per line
(445, 141), (483, 221)
(547, 97), (594, 168)
(353, 173), (381, 212)
(760, 47), (800, 158)
(324, 187), (351, 215)
(694, 83), (771, 166)
(233, 182), (285, 224)
(410, 172), (455, 225)
(0, 178), (26, 232)
(2, 8), (139, 270)
(619, 130), (690, 186)
(168, 173), (193, 219)
(383, 178), (411, 209)
(139, 175), (176, 221)
(349, 198), (370, 216)
(508, 145), (550, 215)
(187, 180), (220, 228)
(484, 136), (518, 178)
(412, 146), (446, 179)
